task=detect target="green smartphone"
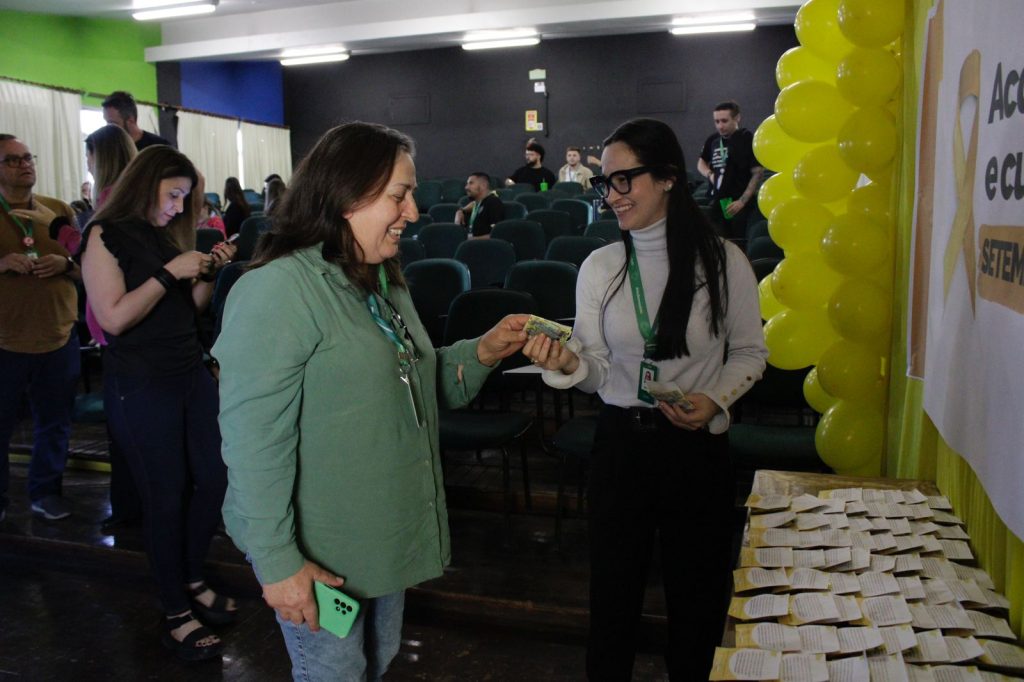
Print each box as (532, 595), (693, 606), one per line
(314, 581), (361, 638)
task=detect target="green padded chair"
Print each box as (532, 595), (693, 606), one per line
(584, 219), (622, 243)
(398, 237), (426, 267)
(454, 238), (516, 289)
(550, 198), (594, 233)
(427, 202), (460, 224)
(545, 235), (605, 269)
(414, 181), (443, 212)
(235, 215), (271, 261)
(516, 192), (550, 212)
(505, 260), (577, 323)
(416, 222), (467, 259)
(195, 228), (223, 254)
(501, 201), (528, 221)
(490, 220), (546, 261)
(440, 177), (466, 203)
(403, 214), (432, 240)
(526, 209), (575, 246)
(551, 415), (598, 549)
(403, 258), (470, 346)
(747, 235), (784, 260)
(553, 181), (584, 196)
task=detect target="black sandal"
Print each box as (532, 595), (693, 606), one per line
(187, 582), (238, 626)
(161, 612), (223, 662)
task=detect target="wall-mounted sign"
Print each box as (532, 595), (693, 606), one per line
(529, 69), (546, 81)
(534, 82), (546, 93)
(525, 110), (540, 131)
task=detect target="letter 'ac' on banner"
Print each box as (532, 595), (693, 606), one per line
(908, 0), (1024, 541)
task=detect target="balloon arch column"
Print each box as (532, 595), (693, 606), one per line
(752, 0), (905, 475)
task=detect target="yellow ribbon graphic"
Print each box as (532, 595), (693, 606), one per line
(943, 49), (981, 314)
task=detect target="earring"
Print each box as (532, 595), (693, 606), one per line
(664, 184), (673, 192)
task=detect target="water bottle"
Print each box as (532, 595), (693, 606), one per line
(539, 181), (549, 192)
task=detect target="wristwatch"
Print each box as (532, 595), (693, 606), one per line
(64, 256), (75, 273)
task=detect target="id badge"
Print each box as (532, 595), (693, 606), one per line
(637, 360), (658, 405)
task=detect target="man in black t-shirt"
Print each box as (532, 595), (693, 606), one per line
(505, 141), (557, 192)
(698, 100), (763, 243)
(103, 90), (172, 151)
(455, 172), (505, 238)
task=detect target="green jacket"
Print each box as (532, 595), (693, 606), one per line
(213, 245), (491, 597)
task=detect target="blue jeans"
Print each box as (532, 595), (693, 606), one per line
(277, 591), (405, 682)
(104, 365), (226, 613)
(0, 335), (80, 511)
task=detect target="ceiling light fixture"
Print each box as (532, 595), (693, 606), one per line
(133, 0), (207, 8)
(671, 12), (756, 26)
(462, 37), (541, 50)
(462, 28), (539, 51)
(133, 1), (217, 20)
(280, 52), (350, 66)
(670, 23), (756, 35)
(280, 45), (348, 59)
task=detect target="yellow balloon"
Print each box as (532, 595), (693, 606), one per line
(836, 47), (901, 106)
(793, 145), (860, 203)
(820, 212), (891, 276)
(816, 340), (887, 402)
(758, 275), (785, 321)
(803, 367), (839, 413)
(847, 182), (891, 226)
(865, 163), (895, 186)
(771, 252), (843, 310)
(837, 106), (898, 173)
(753, 116), (814, 173)
(815, 400), (885, 470)
(841, 453), (883, 478)
(764, 308), (838, 370)
(757, 172), (800, 218)
(768, 198), (834, 254)
(795, 0), (857, 62)
(838, 0), (906, 48)
(775, 81), (855, 143)
(828, 278), (892, 351)
(776, 46), (837, 89)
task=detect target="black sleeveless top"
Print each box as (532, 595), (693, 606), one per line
(82, 219), (203, 378)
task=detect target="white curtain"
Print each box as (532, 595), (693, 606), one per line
(241, 122), (292, 191)
(0, 78), (82, 203)
(136, 104), (162, 140)
(176, 111), (240, 202)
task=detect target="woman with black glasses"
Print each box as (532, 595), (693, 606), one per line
(213, 122), (530, 681)
(523, 118), (767, 679)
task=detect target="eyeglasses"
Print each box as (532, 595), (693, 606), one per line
(379, 295), (419, 364)
(589, 166), (654, 198)
(1, 154), (37, 168)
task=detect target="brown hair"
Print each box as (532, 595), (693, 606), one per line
(250, 121), (414, 292)
(90, 145), (199, 251)
(86, 124), (136, 203)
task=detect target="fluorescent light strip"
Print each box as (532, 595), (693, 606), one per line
(280, 53), (350, 66)
(281, 46), (347, 58)
(133, 3), (216, 20)
(462, 37), (540, 51)
(133, 0), (206, 9)
(463, 28), (537, 42)
(670, 23), (756, 35)
(672, 12), (755, 26)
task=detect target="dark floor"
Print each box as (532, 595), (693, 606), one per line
(1, 386), (709, 681)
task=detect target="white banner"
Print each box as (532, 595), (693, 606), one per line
(909, 0), (1024, 539)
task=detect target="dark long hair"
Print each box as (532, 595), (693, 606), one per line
(90, 145), (199, 251)
(222, 176), (250, 219)
(602, 118), (728, 359)
(250, 121), (413, 291)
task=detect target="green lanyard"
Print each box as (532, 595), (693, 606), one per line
(0, 193), (38, 256)
(366, 267), (416, 377)
(627, 248), (658, 358)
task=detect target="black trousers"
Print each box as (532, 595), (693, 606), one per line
(586, 404), (734, 681)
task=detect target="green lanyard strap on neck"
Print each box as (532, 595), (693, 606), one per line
(627, 248), (658, 358)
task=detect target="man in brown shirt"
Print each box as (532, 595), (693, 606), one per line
(0, 134), (81, 521)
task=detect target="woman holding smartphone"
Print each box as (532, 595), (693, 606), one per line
(523, 118), (767, 679)
(79, 145), (237, 661)
(214, 122), (529, 681)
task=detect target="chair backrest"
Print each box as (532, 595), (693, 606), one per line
(751, 257), (781, 282)
(526, 209), (575, 245)
(550, 198), (594, 232)
(746, 219), (769, 242)
(211, 260), (249, 342)
(454, 238), (517, 289)
(427, 202), (460, 224)
(403, 214), (432, 240)
(584, 219), (622, 242)
(545, 235), (606, 269)
(195, 228), (223, 254)
(440, 178), (466, 203)
(413, 181), (443, 212)
(235, 214), (271, 260)
(501, 201), (528, 220)
(505, 260), (578, 322)
(398, 237), (427, 267)
(416, 222), (467, 259)
(403, 258), (471, 346)
(489, 220), (546, 262)
(243, 189), (263, 210)
(552, 181), (584, 196)
(515, 192), (550, 212)
(505, 183), (534, 197)
(443, 289), (537, 346)
(204, 192), (221, 211)
(747, 235), (784, 260)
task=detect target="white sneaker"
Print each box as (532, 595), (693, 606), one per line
(31, 495), (71, 520)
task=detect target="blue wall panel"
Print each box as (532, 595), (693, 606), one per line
(180, 61), (283, 125)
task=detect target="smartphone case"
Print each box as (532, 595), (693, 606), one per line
(314, 581), (361, 638)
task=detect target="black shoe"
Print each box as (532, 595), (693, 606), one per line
(101, 514), (142, 533)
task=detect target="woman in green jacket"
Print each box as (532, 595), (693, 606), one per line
(213, 122), (528, 681)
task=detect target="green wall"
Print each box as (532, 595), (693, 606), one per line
(0, 10), (161, 106)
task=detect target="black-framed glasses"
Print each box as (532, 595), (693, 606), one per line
(1, 154), (37, 168)
(589, 166), (654, 198)
(379, 295), (419, 363)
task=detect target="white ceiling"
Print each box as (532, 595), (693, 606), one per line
(13, 0), (801, 62)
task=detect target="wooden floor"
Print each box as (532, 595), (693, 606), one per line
(0, 387), (723, 681)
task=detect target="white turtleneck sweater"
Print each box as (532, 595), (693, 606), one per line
(543, 218), (768, 434)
